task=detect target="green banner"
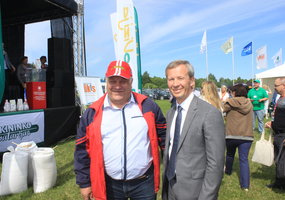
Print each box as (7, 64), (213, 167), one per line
(0, 7), (4, 102)
(134, 7), (142, 93)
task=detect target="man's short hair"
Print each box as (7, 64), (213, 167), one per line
(165, 60), (194, 78)
(20, 56), (28, 62)
(40, 56), (46, 60)
(276, 77), (285, 83)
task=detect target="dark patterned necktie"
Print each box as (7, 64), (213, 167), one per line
(166, 105), (182, 180)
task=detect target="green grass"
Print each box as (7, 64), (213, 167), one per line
(0, 100), (284, 199)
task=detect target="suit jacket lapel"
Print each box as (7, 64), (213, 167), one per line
(165, 106), (176, 158)
(177, 96), (198, 152)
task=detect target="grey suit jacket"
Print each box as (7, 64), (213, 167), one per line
(162, 95), (225, 200)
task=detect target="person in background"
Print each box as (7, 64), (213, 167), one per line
(262, 84), (272, 119)
(219, 85), (230, 103)
(74, 60), (166, 200)
(247, 80), (268, 133)
(0, 43), (16, 111)
(272, 90), (281, 106)
(223, 84), (253, 191)
(16, 56), (33, 100)
(200, 81), (223, 112)
(40, 56), (48, 69)
(265, 77), (285, 190)
(162, 60), (225, 200)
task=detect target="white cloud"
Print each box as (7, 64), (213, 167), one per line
(25, 21), (51, 63)
(139, 0), (285, 47)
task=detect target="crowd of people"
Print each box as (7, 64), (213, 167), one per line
(0, 44), (48, 112)
(74, 60), (285, 200)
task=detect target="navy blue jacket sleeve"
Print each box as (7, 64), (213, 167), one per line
(142, 98), (166, 150)
(74, 108), (95, 188)
(153, 102), (166, 151)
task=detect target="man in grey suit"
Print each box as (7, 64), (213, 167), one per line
(162, 60), (225, 200)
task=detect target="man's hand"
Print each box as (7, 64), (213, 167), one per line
(11, 65), (16, 72)
(80, 187), (93, 200)
(265, 121), (272, 128)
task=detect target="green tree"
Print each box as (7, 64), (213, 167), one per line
(208, 73), (218, 85)
(142, 71), (151, 86)
(143, 83), (158, 89)
(195, 78), (206, 88)
(151, 76), (167, 88)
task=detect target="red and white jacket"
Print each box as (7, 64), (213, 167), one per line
(74, 92), (166, 200)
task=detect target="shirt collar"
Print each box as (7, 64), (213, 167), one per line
(104, 93), (135, 109)
(176, 92), (194, 112)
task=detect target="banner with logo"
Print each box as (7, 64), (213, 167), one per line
(241, 42), (252, 56)
(256, 45), (267, 69)
(75, 76), (104, 108)
(272, 48), (282, 67)
(110, 0), (142, 93)
(221, 37), (233, 54)
(0, 10), (5, 102)
(0, 111), (44, 152)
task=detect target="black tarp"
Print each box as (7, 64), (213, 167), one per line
(0, 0), (77, 26)
(44, 106), (80, 145)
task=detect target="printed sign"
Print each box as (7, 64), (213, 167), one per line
(0, 111), (44, 152)
(75, 76), (104, 108)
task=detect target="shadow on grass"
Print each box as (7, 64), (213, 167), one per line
(271, 187), (285, 194)
(55, 160), (75, 187)
(251, 165), (275, 180)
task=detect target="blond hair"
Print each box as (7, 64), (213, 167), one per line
(262, 84), (269, 90)
(165, 60), (194, 78)
(201, 81), (222, 111)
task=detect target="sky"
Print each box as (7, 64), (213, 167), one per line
(25, 0), (285, 81)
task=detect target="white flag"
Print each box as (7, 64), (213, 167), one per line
(221, 37), (233, 54)
(256, 45), (267, 69)
(110, 0), (139, 92)
(200, 31), (207, 54)
(272, 48), (282, 67)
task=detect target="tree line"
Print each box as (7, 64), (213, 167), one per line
(142, 71), (253, 89)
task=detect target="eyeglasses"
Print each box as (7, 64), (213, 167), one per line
(274, 84), (283, 87)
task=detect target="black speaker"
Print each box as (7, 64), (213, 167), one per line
(47, 87), (75, 108)
(46, 69), (65, 88)
(47, 88), (62, 108)
(46, 37), (75, 108)
(62, 88), (75, 106)
(48, 37), (73, 72)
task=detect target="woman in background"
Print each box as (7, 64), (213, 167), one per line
(200, 81), (222, 112)
(219, 85), (230, 103)
(223, 84), (253, 191)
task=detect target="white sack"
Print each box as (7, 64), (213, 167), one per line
(31, 148), (57, 193)
(0, 147), (28, 196)
(15, 141), (38, 185)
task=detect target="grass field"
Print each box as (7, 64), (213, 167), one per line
(0, 100), (284, 199)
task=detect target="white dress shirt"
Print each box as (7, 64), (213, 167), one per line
(169, 92), (194, 157)
(101, 94), (152, 180)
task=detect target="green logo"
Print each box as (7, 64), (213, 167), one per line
(0, 122), (39, 141)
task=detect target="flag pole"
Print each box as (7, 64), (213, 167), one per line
(251, 50), (254, 86)
(206, 40), (209, 81)
(231, 37), (235, 85)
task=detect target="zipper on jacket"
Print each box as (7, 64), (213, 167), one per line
(122, 107), (127, 180)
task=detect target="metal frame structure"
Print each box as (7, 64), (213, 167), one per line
(73, 0), (87, 76)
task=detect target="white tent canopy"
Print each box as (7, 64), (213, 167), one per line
(255, 63), (285, 100)
(256, 63), (285, 79)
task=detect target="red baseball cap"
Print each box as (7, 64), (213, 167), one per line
(105, 60), (132, 79)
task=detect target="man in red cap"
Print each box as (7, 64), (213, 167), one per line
(74, 60), (166, 200)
